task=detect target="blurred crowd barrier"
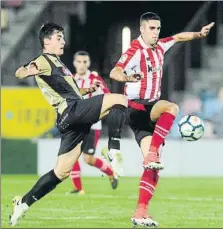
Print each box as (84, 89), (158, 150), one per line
(170, 88), (223, 139)
(2, 87), (223, 140)
(1, 87), (56, 139)
(1, 1), (24, 32)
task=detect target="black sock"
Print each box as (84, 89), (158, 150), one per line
(107, 104), (127, 150)
(21, 170), (62, 207)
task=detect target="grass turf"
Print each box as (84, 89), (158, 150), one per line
(2, 175), (223, 228)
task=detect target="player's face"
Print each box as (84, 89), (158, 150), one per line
(45, 31), (65, 56)
(73, 55), (90, 75)
(140, 20), (161, 45)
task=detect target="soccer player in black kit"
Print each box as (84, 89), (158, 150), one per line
(10, 22), (142, 226)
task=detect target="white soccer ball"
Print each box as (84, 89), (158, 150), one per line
(178, 115), (205, 141)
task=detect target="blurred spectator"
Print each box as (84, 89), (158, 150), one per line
(5, 0), (24, 10)
(202, 119), (215, 139)
(217, 87), (223, 104)
(1, 0), (24, 32)
(212, 108), (223, 138)
(199, 88), (222, 120)
(1, 7), (8, 32)
(182, 97), (202, 114)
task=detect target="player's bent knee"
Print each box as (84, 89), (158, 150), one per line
(166, 103), (179, 115)
(83, 154), (94, 165)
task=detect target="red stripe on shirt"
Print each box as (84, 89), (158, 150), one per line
(156, 44), (164, 56)
(147, 49), (157, 100)
(139, 50), (147, 99)
(155, 49), (163, 99)
(115, 41), (140, 69)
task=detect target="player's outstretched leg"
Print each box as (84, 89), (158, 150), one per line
(131, 136), (161, 228)
(9, 144), (82, 226)
(143, 101), (179, 170)
(99, 93), (128, 176)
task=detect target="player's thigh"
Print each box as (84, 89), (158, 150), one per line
(54, 143), (82, 180)
(74, 95), (105, 125)
(150, 100), (179, 121)
(100, 93), (128, 118)
(54, 126), (90, 179)
(128, 107), (153, 157)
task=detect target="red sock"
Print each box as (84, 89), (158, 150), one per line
(137, 169), (159, 210)
(71, 161), (83, 191)
(150, 112), (176, 152)
(94, 158), (113, 176)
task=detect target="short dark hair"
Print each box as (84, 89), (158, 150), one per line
(73, 50), (90, 59)
(140, 12), (161, 24)
(39, 22), (64, 48)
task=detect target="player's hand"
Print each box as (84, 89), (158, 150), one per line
(126, 72), (144, 82)
(85, 80), (100, 93)
(92, 79), (103, 89)
(200, 22), (215, 38)
(26, 62), (41, 76)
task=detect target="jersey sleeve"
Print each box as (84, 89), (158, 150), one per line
(157, 37), (176, 53)
(23, 55), (51, 76)
(95, 75), (110, 94)
(115, 46), (140, 74)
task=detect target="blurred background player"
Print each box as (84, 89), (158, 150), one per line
(110, 12), (214, 227)
(67, 51), (118, 194)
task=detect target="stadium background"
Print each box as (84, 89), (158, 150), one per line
(1, 1), (223, 228)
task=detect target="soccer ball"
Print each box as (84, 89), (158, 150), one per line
(178, 115), (205, 141)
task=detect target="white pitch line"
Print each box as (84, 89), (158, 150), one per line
(159, 196), (223, 202)
(3, 193), (223, 202)
(42, 216), (101, 220)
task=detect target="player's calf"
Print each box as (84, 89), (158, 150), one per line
(144, 101), (179, 170)
(100, 94), (127, 176)
(9, 144), (81, 226)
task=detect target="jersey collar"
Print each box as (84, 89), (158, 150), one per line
(137, 36), (157, 50)
(137, 36), (149, 49)
(74, 70), (91, 80)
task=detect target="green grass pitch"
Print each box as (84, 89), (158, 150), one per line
(2, 175), (223, 228)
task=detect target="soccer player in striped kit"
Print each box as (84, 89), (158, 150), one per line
(109, 12), (214, 227)
(67, 51), (118, 194)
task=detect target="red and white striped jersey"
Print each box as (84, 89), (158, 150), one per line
(115, 36), (176, 101)
(73, 70), (110, 130)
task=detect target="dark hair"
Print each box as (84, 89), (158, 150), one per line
(73, 50), (90, 59)
(39, 22), (64, 48)
(140, 12), (161, 24)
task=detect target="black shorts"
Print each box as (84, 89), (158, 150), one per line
(81, 129), (101, 155)
(56, 95), (104, 155)
(127, 99), (159, 146)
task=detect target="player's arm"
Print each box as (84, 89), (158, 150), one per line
(110, 66), (143, 83)
(173, 22), (215, 42)
(15, 56), (51, 79)
(79, 87), (97, 96)
(15, 63), (40, 79)
(110, 48), (143, 83)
